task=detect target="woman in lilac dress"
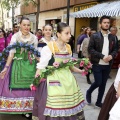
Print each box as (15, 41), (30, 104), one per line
(0, 17), (38, 119)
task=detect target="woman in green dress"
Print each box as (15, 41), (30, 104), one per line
(32, 22), (86, 120)
(0, 17), (39, 119)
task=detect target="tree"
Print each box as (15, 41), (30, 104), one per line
(0, 0), (4, 28)
(1, 0), (40, 31)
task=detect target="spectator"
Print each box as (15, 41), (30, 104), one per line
(35, 29), (43, 41)
(77, 27), (91, 58)
(86, 15), (117, 108)
(82, 30), (96, 84)
(0, 28), (6, 71)
(7, 23), (19, 46)
(98, 27), (119, 120)
(0, 28), (6, 50)
(110, 26), (119, 50)
(68, 34), (75, 56)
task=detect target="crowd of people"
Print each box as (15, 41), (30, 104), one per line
(0, 15), (119, 120)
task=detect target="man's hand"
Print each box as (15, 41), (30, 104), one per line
(103, 56), (109, 63)
(103, 55), (113, 63)
(77, 45), (80, 53)
(107, 55), (113, 61)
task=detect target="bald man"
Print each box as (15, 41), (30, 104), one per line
(110, 27), (119, 50)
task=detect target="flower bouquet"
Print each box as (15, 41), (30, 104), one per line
(33, 58), (92, 87)
(0, 42), (40, 71)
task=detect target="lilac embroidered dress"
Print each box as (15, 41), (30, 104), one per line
(0, 31), (38, 114)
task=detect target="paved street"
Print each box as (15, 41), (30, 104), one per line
(76, 68), (117, 120)
(0, 52), (118, 120)
(0, 68), (117, 120)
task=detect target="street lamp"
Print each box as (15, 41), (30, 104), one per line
(67, 0), (70, 25)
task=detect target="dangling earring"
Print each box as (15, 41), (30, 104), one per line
(20, 27), (22, 31)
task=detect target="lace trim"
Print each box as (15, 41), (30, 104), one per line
(0, 97), (34, 112)
(44, 101), (86, 117)
(54, 55), (71, 59)
(13, 56), (35, 60)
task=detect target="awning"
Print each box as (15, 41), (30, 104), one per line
(44, 17), (58, 20)
(69, 1), (120, 18)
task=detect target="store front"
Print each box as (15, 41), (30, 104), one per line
(45, 18), (61, 35)
(73, 2), (98, 48)
(70, 0), (120, 68)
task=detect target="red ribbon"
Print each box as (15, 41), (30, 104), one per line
(28, 52), (32, 64)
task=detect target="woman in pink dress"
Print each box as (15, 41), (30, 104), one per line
(0, 28), (6, 52)
(0, 28), (6, 71)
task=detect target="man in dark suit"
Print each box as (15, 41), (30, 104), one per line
(86, 15), (117, 108)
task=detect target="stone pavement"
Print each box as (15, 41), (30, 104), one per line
(0, 69), (117, 120)
(75, 68), (118, 120)
(0, 53), (118, 120)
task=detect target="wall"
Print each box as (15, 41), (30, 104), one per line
(38, 8), (75, 35)
(21, 2), (37, 15)
(21, 0), (97, 15)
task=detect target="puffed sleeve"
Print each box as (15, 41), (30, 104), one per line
(114, 68), (120, 91)
(9, 34), (17, 55)
(33, 36), (38, 49)
(37, 46), (52, 69)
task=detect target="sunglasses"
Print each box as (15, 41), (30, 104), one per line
(14, 26), (18, 28)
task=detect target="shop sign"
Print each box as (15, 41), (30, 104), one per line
(74, 2), (97, 12)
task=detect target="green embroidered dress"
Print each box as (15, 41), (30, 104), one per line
(0, 31), (38, 114)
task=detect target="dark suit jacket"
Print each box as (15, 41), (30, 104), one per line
(88, 31), (117, 65)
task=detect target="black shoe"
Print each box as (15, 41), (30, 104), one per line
(22, 113), (32, 120)
(95, 102), (102, 108)
(86, 74), (92, 84)
(108, 76), (112, 79)
(87, 79), (92, 84)
(86, 90), (91, 104)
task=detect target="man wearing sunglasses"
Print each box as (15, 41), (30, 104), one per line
(7, 23), (19, 46)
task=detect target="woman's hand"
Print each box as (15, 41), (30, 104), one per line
(0, 68), (8, 79)
(79, 69), (85, 74)
(70, 66), (85, 74)
(35, 69), (40, 78)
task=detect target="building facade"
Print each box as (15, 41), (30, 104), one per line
(20, 0), (97, 34)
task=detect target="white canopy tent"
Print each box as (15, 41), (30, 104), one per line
(69, 1), (120, 18)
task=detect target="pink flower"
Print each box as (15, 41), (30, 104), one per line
(84, 67), (88, 71)
(80, 61), (84, 67)
(63, 59), (69, 63)
(87, 62), (92, 68)
(53, 62), (60, 68)
(40, 78), (46, 82)
(81, 71), (88, 76)
(30, 84), (36, 91)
